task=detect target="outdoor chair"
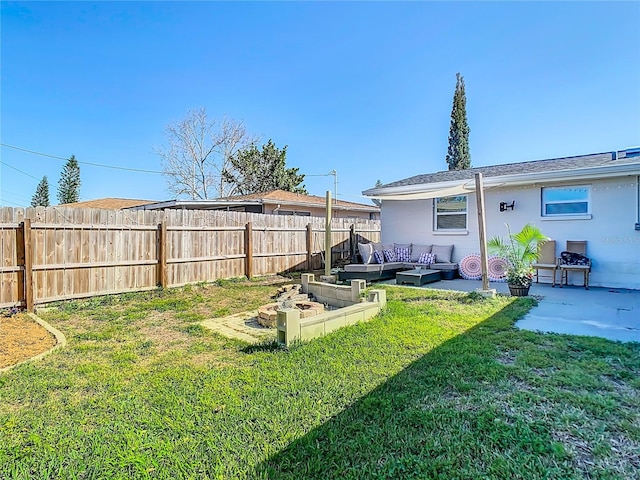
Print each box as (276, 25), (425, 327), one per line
(559, 240), (591, 290)
(532, 240), (558, 287)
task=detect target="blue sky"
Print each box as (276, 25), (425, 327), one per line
(1, 1), (639, 207)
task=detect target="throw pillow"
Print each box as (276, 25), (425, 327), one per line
(418, 252), (436, 265)
(373, 250), (385, 264)
(383, 249), (397, 262)
(395, 246), (411, 262)
(358, 242), (375, 264)
(431, 244), (453, 263)
(411, 244), (432, 262)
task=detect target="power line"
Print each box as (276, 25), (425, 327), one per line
(0, 198), (26, 207)
(0, 159), (41, 181)
(0, 143), (164, 174)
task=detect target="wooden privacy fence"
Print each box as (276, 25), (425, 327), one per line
(0, 207), (380, 310)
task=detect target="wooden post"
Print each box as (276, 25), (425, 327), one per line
(22, 219), (34, 312)
(245, 222), (253, 279)
(157, 221), (168, 288)
(325, 191), (332, 276)
(306, 223), (313, 271)
(475, 173), (490, 291)
(349, 224), (356, 262)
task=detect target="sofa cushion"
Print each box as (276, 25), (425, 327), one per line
(428, 262), (458, 271)
(373, 250), (384, 264)
(383, 249), (397, 262)
(418, 252), (436, 265)
(345, 262), (405, 273)
(358, 242), (375, 264)
(394, 246), (411, 262)
(432, 244), (454, 263)
(411, 244), (432, 262)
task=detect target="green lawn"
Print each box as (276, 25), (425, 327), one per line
(1, 281), (638, 479)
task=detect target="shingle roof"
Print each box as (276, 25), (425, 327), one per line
(379, 151), (638, 189)
(59, 198), (157, 209)
(220, 189), (379, 211)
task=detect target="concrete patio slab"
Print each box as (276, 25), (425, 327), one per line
(382, 278), (640, 343)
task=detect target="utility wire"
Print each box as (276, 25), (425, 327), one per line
(0, 159), (41, 181)
(1, 143), (164, 174)
(0, 198), (25, 207)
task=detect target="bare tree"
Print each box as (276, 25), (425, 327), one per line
(156, 108), (258, 199)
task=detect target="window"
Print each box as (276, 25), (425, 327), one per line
(434, 195), (467, 230)
(542, 186), (590, 216)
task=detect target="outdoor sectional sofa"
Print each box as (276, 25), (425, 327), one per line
(338, 242), (459, 283)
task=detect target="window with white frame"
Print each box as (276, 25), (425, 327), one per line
(541, 185), (590, 216)
(434, 195), (467, 230)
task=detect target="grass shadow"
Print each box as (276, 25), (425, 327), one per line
(252, 290), (639, 479)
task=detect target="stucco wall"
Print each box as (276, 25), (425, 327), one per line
(379, 176), (640, 289)
(263, 201), (378, 220)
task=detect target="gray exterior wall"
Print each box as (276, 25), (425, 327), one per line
(379, 176), (640, 289)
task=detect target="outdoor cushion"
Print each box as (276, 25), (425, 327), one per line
(394, 243), (411, 251)
(344, 262), (405, 273)
(358, 242), (375, 264)
(383, 249), (397, 262)
(373, 250), (385, 264)
(395, 246), (411, 262)
(418, 252), (436, 265)
(431, 244), (454, 263)
(410, 244), (432, 262)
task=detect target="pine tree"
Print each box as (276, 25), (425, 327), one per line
(445, 73), (471, 171)
(222, 139), (307, 195)
(57, 155), (81, 204)
(31, 176), (50, 207)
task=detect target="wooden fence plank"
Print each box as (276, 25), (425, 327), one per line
(22, 219), (34, 312)
(0, 206), (380, 306)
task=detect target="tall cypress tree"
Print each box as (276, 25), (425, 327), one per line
(57, 155), (81, 204)
(445, 73), (471, 171)
(31, 176), (50, 207)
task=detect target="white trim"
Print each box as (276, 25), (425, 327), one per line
(541, 185), (591, 217)
(432, 230), (469, 236)
(434, 195), (468, 231)
(540, 215), (592, 221)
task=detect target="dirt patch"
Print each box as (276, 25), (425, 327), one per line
(0, 313), (56, 369)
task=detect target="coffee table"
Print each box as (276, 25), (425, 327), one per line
(396, 269), (441, 286)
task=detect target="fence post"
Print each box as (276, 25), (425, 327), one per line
(349, 224), (356, 262)
(157, 221), (168, 287)
(306, 223), (313, 270)
(245, 222), (253, 279)
(21, 219), (34, 312)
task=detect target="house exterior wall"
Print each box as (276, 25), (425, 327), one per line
(380, 175), (640, 289)
(262, 201), (378, 220)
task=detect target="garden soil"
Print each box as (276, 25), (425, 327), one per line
(0, 313), (56, 369)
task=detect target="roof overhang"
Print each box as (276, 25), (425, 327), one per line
(129, 198), (380, 213)
(129, 200), (263, 210)
(363, 162), (640, 200)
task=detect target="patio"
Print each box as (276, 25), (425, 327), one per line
(381, 277), (640, 343)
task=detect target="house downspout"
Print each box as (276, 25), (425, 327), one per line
(636, 175), (640, 230)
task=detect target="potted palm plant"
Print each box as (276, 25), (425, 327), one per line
(487, 223), (548, 296)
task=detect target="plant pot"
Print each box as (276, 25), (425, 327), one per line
(508, 284), (530, 297)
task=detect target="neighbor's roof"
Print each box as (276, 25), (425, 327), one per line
(219, 189), (379, 211)
(131, 189), (379, 212)
(364, 148), (640, 199)
(59, 198), (157, 209)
